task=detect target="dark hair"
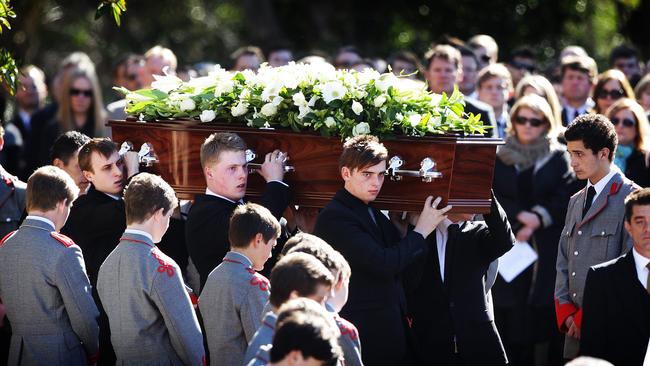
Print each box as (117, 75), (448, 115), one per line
(27, 166), (79, 212)
(269, 252), (334, 308)
(270, 299), (342, 365)
(561, 55), (598, 81)
(609, 44), (639, 66)
(458, 46), (479, 66)
(387, 50), (424, 76)
(51, 131), (91, 165)
(284, 234), (351, 281)
(509, 46), (536, 62)
(625, 188), (650, 223)
(424, 44), (462, 70)
(124, 173), (178, 225)
(200, 132), (247, 169)
(228, 203), (280, 248)
(78, 138), (118, 173)
(338, 135), (388, 172)
(564, 114), (618, 161)
(112, 53), (144, 80)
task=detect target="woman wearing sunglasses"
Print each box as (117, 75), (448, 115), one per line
(591, 69), (635, 115)
(41, 66), (107, 163)
(492, 94), (575, 366)
(607, 98), (650, 187)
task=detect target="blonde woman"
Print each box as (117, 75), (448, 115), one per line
(492, 94), (575, 365)
(515, 74), (563, 129)
(606, 98), (650, 187)
(592, 69), (635, 115)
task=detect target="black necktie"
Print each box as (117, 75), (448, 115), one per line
(583, 186), (596, 218)
(574, 109), (580, 120)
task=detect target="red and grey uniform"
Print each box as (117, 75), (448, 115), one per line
(97, 230), (205, 365)
(0, 216), (99, 366)
(0, 169), (26, 239)
(199, 251), (270, 366)
(333, 312), (363, 366)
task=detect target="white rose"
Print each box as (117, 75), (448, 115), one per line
(324, 117), (337, 128)
(408, 113), (422, 127)
(308, 95), (320, 107)
(231, 101), (249, 117)
(320, 81), (347, 104)
(298, 105), (312, 119)
(199, 110), (216, 122)
(260, 103), (278, 117)
(179, 98), (196, 112)
(352, 122), (371, 136)
(395, 112), (404, 121)
(292, 92), (307, 106)
(214, 79), (235, 97)
(375, 73), (398, 92)
(373, 95), (387, 107)
(272, 96), (284, 107)
(351, 101), (364, 115)
(150, 72), (183, 93)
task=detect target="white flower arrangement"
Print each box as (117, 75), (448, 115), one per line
(115, 62), (489, 138)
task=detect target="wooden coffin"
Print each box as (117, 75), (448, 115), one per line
(108, 120), (503, 213)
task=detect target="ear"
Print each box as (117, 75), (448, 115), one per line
(341, 166), (351, 181)
(56, 198), (69, 212)
(204, 165), (213, 180)
(82, 169), (94, 182)
(154, 207), (166, 222)
(254, 232), (264, 248)
(624, 220), (632, 236)
(600, 147), (611, 160)
(53, 158), (65, 169)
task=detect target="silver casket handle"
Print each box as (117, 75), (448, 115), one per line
(119, 141), (159, 167)
(245, 149), (295, 173)
(385, 155), (442, 183)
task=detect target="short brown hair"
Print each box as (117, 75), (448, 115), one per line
(200, 132), (247, 169)
(561, 55), (598, 82)
(624, 188), (650, 223)
(123, 173), (178, 225)
(78, 138), (118, 173)
(477, 63), (513, 91)
(338, 135), (388, 172)
(424, 44), (461, 70)
(285, 234), (351, 281)
(27, 166), (79, 212)
(269, 252), (335, 308)
(228, 203), (281, 248)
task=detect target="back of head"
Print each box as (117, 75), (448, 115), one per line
(271, 298), (342, 365)
(27, 166), (79, 212)
(285, 236), (351, 282)
(200, 132), (247, 169)
(228, 203), (280, 248)
(51, 131), (91, 165)
(269, 252), (335, 308)
(123, 173), (177, 225)
(78, 138), (118, 173)
(564, 114), (618, 161)
(339, 135), (387, 172)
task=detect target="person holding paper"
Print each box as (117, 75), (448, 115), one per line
(492, 94), (575, 365)
(579, 188), (650, 365)
(403, 190), (515, 366)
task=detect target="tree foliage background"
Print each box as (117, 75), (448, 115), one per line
(1, 0), (649, 102)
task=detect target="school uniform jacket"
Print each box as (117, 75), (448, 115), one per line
(97, 231), (205, 365)
(199, 251), (270, 366)
(244, 311), (277, 366)
(0, 218), (99, 366)
(555, 171), (638, 357)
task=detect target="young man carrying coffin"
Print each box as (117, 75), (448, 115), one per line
(313, 135), (450, 365)
(97, 173), (205, 365)
(0, 166), (99, 366)
(186, 132), (290, 289)
(555, 114), (638, 359)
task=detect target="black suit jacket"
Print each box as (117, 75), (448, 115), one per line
(465, 98), (497, 137)
(404, 193), (514, 365)
(185, 181), (290, 289)
(624, 148), (650, 188)
(313, 189), (428, 366)
(580, 251), (650, 365)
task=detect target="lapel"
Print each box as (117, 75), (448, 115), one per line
(619, 252), (650, 333)
(334, 189), (384, 244)
(577, 173), (623, 229)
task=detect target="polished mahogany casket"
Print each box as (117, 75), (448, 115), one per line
(108, 119), (502, 213)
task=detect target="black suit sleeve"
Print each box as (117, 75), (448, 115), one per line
(477, 191), (515, 263)
(315, 208), (427, 279)
(259, 181), (290, 219)
(579, 268), (607, 359)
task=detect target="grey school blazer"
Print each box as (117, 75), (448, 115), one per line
(0, 217), (100, 366)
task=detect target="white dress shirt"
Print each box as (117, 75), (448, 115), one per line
(586, 168), (618, 205)
(205, 188), (243, 204)
(124, 228), (154, 243)
(25, 215), (55, 230)
(435, 218), (454, 282)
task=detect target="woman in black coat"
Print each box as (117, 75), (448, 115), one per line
(492, 94), (575, 366)
(608, 98), (650, 187)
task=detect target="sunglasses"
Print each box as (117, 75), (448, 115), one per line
(514, 116), (545, 127)
(596, 89), (624, 100)
(510, 61), (535, 73)
(480, 55), (491, 63)
(610, 117), (636, 128)
(70, 88), (93, 97)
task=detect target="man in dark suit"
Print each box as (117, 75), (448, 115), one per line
(580, 188), (650, 365)
(424, 44), (497, 136)
(404, 192), (514, 366)
(61, 137), (139, 366)
(313, 135), (451, 365)
(185, 132), (290, 290)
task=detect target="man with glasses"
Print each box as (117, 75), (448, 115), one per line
(560, 55), (598, 126)
(506, 47), (537, 91)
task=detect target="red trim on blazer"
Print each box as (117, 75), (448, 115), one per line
(577, 181), (622, 229)
(50, 232), (74, 248)
(121, 237), (175, 277)
(0, 230), (16, 246)
(335, 315), (359, 341)
(223, 257), (270, 292)
(555, 298), (578, 332)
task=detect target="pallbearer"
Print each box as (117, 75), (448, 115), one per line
(97, 173), (205, 365)
(0, 166), (99, 366)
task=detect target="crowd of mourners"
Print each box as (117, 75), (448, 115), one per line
(0, 34), (649, 366)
